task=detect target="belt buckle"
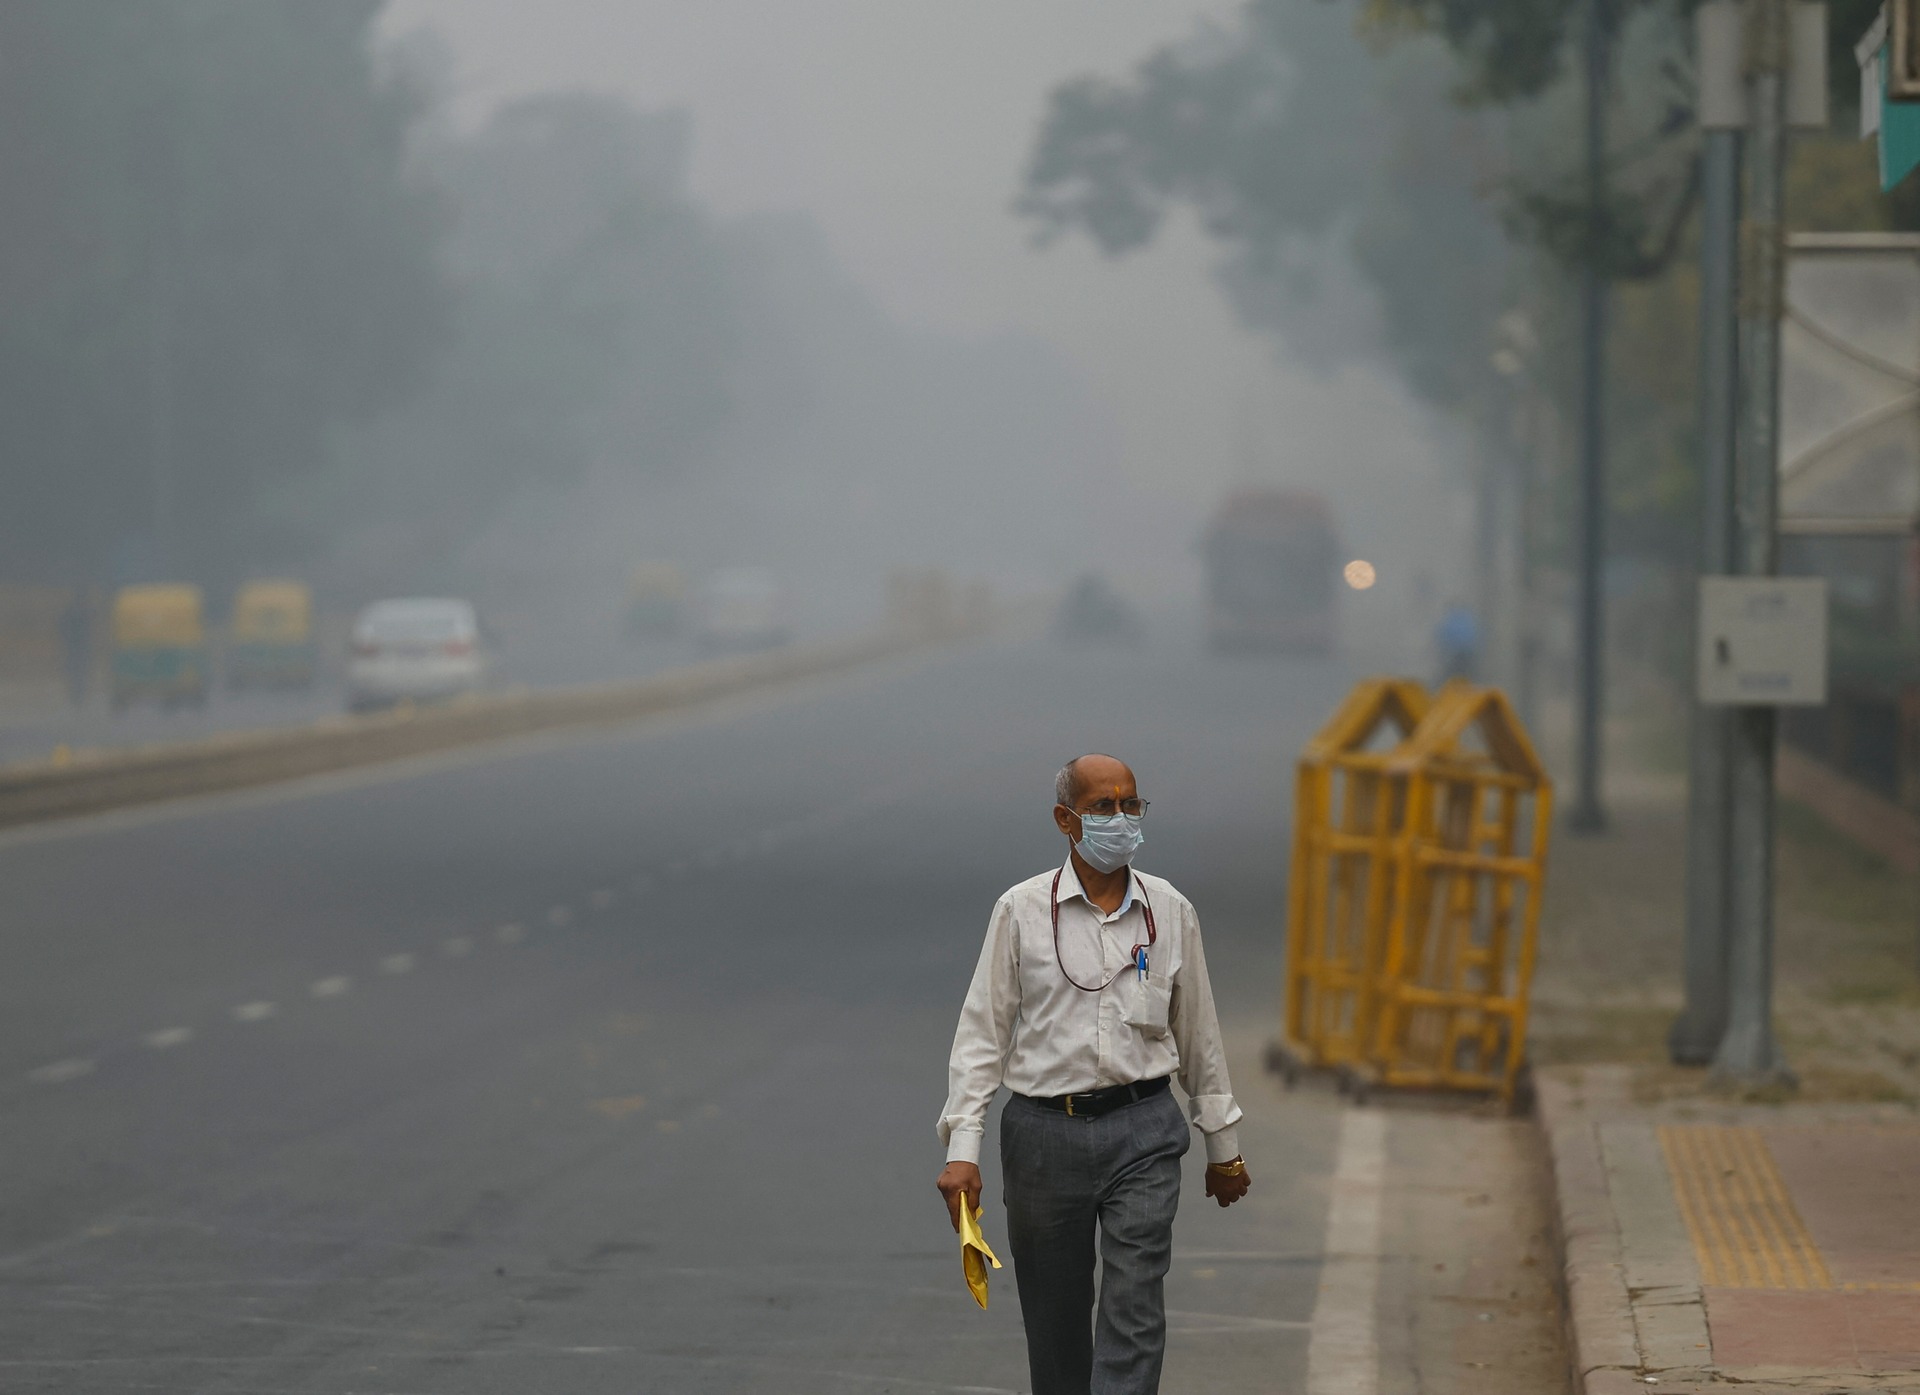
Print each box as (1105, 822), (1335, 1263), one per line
(1064, 1094), (1076, 1117)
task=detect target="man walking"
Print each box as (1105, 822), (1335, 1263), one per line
(936, 753), (1250, 1395)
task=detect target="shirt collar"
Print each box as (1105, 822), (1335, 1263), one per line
(1058, 855), (1141, 920)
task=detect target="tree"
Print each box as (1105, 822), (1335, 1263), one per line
(1020, 0), (1512, 410)
(310, 93), (741, 585)
(0, 1), (450, 583)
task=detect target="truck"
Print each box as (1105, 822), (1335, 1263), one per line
(1202, 489), (1340, 653)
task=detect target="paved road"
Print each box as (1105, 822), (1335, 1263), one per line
(0, 633), (1562, 1393)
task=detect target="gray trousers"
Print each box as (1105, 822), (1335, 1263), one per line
(999, 1087), (1190, 1395)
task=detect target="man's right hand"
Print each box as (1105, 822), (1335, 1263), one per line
(936, 1161), (983, 1232)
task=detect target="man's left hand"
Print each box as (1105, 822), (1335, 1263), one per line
(1204, 1158), (1251, 1207)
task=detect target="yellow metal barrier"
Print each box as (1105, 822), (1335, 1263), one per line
(1272, 679), (1552, 1108)
(1365, 682), (1552, 1105)
(1270, 677), (1429, 1081)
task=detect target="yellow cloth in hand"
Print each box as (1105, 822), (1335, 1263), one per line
(959, 1196), (1003, 1308)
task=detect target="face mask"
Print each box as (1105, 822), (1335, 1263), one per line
(1075, 812), (1144, 873)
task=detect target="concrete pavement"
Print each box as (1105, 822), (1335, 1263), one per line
(0, 633), (1559, 1391)
(1528, 700), (1920, 1395)
(1543, 1064), (1920, 1392)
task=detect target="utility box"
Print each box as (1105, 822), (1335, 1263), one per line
(1697, 576), (1829, 705)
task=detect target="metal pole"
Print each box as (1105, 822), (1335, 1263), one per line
(1494, 446), (1525, 699)
(1670, 127), (1742, 1065)
(1516, 404), (1539, 732)
(1714, 0), (1791, 1085)
(1475, 445), (1498, 682)
(148, 208), (176, 579)
(1570, 0), (1612, 834)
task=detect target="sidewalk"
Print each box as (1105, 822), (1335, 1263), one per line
(1529, 705), (1920, 1392)
(1543, 1065), (1920, 1392)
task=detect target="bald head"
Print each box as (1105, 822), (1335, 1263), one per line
(1054, 753), (1134, 811)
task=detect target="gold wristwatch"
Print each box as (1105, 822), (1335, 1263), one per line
(1206, 1157), (1246, 1177)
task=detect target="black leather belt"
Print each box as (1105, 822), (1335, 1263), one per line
(1021, 1075), (1170, 1119)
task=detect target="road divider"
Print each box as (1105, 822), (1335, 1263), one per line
(0, 621), (980, 831)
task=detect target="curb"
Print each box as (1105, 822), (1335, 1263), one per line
(1537, 1072), (1647, 1395)
(0, 622), (978, 830)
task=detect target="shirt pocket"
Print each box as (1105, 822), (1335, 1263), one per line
(1122, 974), (1173, 1039)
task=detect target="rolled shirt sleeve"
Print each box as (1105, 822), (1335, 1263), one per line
(937, 895), (1021, 1164)
(1167, 898), (1245, 1165)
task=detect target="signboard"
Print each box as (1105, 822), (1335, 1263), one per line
(1859, 9), (1920, 188)
(1892, 0), (1920, 97)
(1781, 234), (1920, 535)
(1697, 577), (1830, 706)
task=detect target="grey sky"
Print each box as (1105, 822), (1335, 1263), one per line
(381, 0), (1464, 635)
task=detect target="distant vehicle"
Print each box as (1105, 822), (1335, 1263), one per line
(345, 598), (487, 712)
(1202, 489), (1341, 653)
(624, 562), (685, 640)
(110, 583), (210, 711)
(694, 568), (789, 652)
(1054, 573), (1143, 645)
(226, 580), (316, 692)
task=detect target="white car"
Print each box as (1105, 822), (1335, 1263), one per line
(694, 568), (790, 652)
(346, 598), (488, 711)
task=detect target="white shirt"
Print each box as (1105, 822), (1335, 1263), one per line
(939, 858), (1243, 1166)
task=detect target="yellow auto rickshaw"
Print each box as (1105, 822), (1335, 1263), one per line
(111, 584), (210, 710)
(226, 579), (315, 691)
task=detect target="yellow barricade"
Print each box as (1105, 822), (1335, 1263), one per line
(1366, 682), (1553, 1105)
(1271, 677), (1429, 1080)
(1273, 679), (1552, 1108)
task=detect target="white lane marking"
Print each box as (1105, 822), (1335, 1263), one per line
(27, 1058), (95, 1085)
(143, 1028), (193, 1050)
(232, 1001), (277, 1023)
(547, 905), (573, 928)
(442, 936), (473, 958)
(1306, 1107), (1387, 1395)
(495, 923), (526, 945)
(379, 953), (415, 976)
(309, 976), (351, 999)
(589, 888), (615, 910)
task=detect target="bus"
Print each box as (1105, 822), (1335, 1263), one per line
(1202, 489), (1340, 652)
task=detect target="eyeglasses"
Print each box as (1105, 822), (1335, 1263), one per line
(1074, 798), (1149, 818)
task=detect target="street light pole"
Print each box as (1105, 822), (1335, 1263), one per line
(1714, 0), (1792, 1085)
(1671, 125), (1742, 1065)
(1571, 0), (1612, 834)
(147, 198), (177, 580)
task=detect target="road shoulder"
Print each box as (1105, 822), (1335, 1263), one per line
(1216, 1023), (1566, 1395)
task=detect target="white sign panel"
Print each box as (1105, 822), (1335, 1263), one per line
(1782, 235), (1920, 534)
(1697, 577), (1829, 706)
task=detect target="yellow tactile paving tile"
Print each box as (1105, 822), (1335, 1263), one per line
(1659, 1124), (1834, 1290)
